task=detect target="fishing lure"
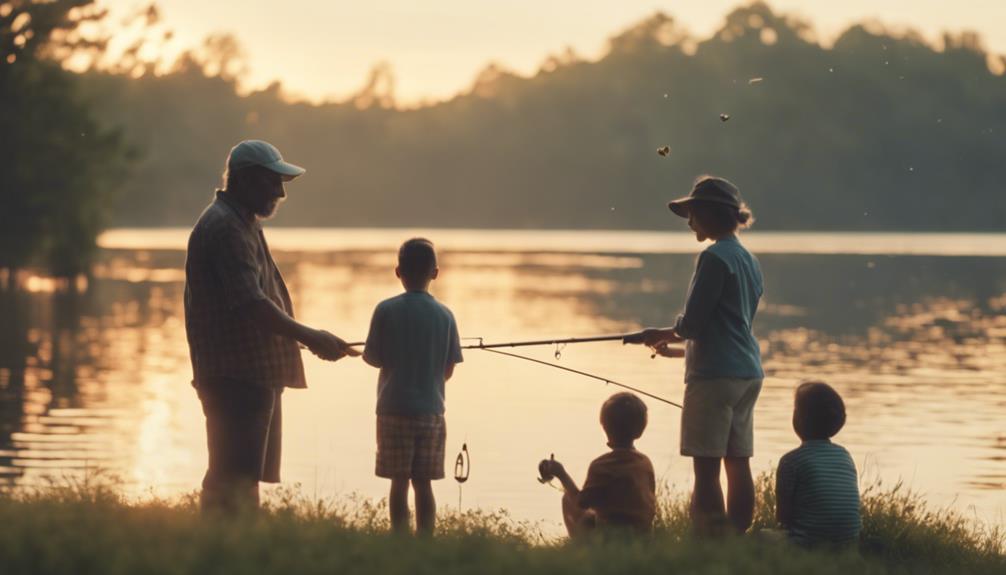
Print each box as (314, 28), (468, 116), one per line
(454, 442), (470, 483)
(454, 442), (470, 510)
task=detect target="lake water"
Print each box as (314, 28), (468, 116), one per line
(1, 229), (1004, 534)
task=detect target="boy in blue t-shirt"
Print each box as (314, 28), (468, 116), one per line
(776, 381), (861, 548)
(363, 238), (463, 535)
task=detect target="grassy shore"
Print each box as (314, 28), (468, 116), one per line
(1, 474), (1002, 575)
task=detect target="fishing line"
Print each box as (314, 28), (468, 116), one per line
(476, 347), (682, 409)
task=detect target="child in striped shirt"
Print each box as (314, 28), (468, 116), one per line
(776, 381), (861, 548)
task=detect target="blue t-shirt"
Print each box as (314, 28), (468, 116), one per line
(673, 235), (764, 380)
(363, 291), (463, 416)
(776, 440), (862, 547)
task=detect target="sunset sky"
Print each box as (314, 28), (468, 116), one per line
(99, 0), (1006, 103)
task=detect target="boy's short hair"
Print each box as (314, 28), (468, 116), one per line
(398, 238), (437, 283)
(600, 392), (648, 443)
(794, 381), (846, 440)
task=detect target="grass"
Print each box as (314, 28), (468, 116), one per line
(0, 473), (1002, 575)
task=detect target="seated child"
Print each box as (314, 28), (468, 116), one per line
(538, 392), (656, 537)
(775, 381), (861, 548)
(363, 238), (463, 535)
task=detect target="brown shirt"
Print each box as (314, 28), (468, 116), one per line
(579, 448), (657, 532)
(184, 191), (306, 389)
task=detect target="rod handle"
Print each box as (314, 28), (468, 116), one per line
(622, 331), (646, 345)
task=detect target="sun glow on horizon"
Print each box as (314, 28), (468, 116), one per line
(91, 0), (1006, 106)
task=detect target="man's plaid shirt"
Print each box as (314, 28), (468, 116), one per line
(184, 191), (307, 389)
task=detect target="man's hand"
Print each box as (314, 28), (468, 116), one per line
(307, 330), (344, 361)
(340, 337), (362, 357)
(306, 330), (360, 361)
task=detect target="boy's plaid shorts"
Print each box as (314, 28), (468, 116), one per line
(375, 414), (446, 480)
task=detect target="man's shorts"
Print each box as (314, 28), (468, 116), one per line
(680, 376), (763, 458)
(197, 381), (283, 484)
(376, 414), (446, 480)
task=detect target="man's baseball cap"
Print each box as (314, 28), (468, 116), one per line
(226, 140), (306, 181)
(667, 176), (742, 218)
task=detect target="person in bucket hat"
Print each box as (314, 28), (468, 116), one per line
(628, 175), (764, 536)
(667, 176), (746, 220)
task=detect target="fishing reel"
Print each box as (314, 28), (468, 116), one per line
(537, 453), (556, 484)
(649, 342), (685, 359)
(537, 453), (564, 492)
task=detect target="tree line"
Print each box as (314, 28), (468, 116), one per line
(4, 1), (1006, 276)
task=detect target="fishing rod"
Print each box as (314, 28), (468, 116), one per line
(344, 331), (650, 349)
(341, 332), (682, 407)
(461, 333), (648, 349)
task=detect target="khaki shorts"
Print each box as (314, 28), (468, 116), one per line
(376, 414), (446, 480)
(680, 376), (763, 458)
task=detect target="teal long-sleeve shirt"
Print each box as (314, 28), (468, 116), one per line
(673, 235), (764, 381)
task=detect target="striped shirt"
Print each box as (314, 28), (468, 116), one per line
(776, 440), (861, 547)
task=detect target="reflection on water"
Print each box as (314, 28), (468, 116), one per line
(1, 230), (1004, 533)
(0, 277), (193, 487)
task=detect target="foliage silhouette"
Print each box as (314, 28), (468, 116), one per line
(1, 0), (129, 277)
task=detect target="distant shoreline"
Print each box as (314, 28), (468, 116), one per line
(99, 228), (1006, 257)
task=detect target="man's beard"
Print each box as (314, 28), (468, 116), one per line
(255, 199), (282, 219)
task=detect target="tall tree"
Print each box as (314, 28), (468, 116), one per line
(1, 0), (128, 278)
